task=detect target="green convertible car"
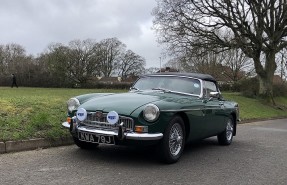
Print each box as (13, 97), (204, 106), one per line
(62, 72), (240, 163)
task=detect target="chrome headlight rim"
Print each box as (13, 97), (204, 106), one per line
(67, 98), (80, 113)
(143, 104), (160, 122)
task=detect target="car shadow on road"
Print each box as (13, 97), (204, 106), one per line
(68, 137), (224, 165)
(184, 137), (220, 153)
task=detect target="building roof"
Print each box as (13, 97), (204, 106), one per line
(273, 75), (284, 84)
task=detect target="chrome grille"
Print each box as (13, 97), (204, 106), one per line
(82, 111), (134, 131)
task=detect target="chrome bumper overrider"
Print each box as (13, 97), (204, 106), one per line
(62, 122), (163, 141)
(62, 122), (70, 128)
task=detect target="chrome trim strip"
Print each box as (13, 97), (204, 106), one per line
(77, 126), (163, 141)
(62, 122), (70, 128)
(161, 108), (202, 112)
(125, 133), (163, 140)
(78, 126), (118, 135)
(161, 107), (224, 112)
(137, 75), (204, 98)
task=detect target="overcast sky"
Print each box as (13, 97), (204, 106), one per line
(0, 0), (166, 68)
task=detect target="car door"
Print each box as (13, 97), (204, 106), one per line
(202, 80), (226, 137)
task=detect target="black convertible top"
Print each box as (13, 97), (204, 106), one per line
(143, 72), (216, 82)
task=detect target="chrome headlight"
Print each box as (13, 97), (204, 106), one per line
(67, 98), (80, 112)
(143, 104), (160, 122)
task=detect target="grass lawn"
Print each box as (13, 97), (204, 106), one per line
(0, 87), (124, 142)
(0, 87), (286, 142)
(223, 93), (287, 121)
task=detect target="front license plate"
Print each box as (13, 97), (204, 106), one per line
(78, 131), (115, 145)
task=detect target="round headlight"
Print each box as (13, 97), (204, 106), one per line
(67, 98), (80, 112)
(143, 104), (160, 122)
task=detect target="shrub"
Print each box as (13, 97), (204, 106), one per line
(273, 83), (287, 97)
(238, 77), (287, 98)
(82, 81), (133, 89)
(218, 83), (232, 91)
(239, 77), (259, 98)
(218, 82), (241, 92)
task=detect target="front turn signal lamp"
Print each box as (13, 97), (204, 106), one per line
(135, 126), (148, 133)
(66, 117), (72, 124)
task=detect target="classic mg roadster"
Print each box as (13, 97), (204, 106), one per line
(62, 72), (239, 163)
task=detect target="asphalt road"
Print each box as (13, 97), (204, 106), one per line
(0, 119), (286, 185)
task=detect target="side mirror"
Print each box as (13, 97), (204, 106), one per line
(129, 87), (139, 91)
(209, 92), (220, 99)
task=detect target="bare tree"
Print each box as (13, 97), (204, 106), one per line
(164, 58), (182, 71)
(276, 48), (287, 80)
(43, 43), (71, 86)
(117, 50), (146, 78)
(43, 39), (101, 86)
(153, 0), (287, 101)
(0, 43), (32, 86)
(97, 38), (126, 77)
(67, 39), (99, 84)
(41, 38), (145, 86)
(0, 45), (7, 74)
(221, 49), (253, 82)
(171, 47), (226, 76)
(0, 43), (27, 74)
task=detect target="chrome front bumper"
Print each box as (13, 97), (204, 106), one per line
(62, 122), (163, 141)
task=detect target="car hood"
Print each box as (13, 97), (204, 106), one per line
(78, 91), (199, 115)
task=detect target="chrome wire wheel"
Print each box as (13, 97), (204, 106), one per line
(169, 123), (183, 156)
(226, 118), (234, 142)
(159, 116), (185, 164)
(217, 116), (234, 145)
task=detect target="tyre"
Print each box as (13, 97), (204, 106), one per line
(73, 137), (99, 150)
(159, 116), (185, 164)
(217, 116), (234, 145)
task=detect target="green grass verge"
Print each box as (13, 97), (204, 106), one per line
(0, 87), (286, 141)
(223, 92), (287, 121)
(0, 87), (124, 141)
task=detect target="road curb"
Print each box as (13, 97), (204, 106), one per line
(0, 137), (74, 154)
(239, 117), (287, 124)
(0, 142), (5, 153)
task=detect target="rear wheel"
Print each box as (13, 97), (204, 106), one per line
(217, 116), (234, 145)
(159, 116), (185, 164)
(73, 137), (99, 150)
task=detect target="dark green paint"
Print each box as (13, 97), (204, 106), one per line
(70, 90), (238, 142)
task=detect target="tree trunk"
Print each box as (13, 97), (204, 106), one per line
(255, 51), (277, 104)
(257, 75), (273, 95)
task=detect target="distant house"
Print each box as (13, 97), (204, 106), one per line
(273, 75), (285, 85)
(122, 75), (138, 83)
(98, 77), (119, 84)
(214, 65), (246, 85)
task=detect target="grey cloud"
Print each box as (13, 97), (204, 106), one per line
(0, 0), (163, 67)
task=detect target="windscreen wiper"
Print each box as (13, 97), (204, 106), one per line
(151, 87), (171, 93)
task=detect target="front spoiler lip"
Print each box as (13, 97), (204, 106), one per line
(62, 122), (163, 141)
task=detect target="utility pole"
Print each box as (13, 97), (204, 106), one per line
(159, 57), (161, 72)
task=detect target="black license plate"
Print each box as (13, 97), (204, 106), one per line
(78, 131), (115, 145)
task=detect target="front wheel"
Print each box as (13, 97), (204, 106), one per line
(217, 116), (234, 145)
(73, 137), (99, 150)
(158, 116), (185, 164)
